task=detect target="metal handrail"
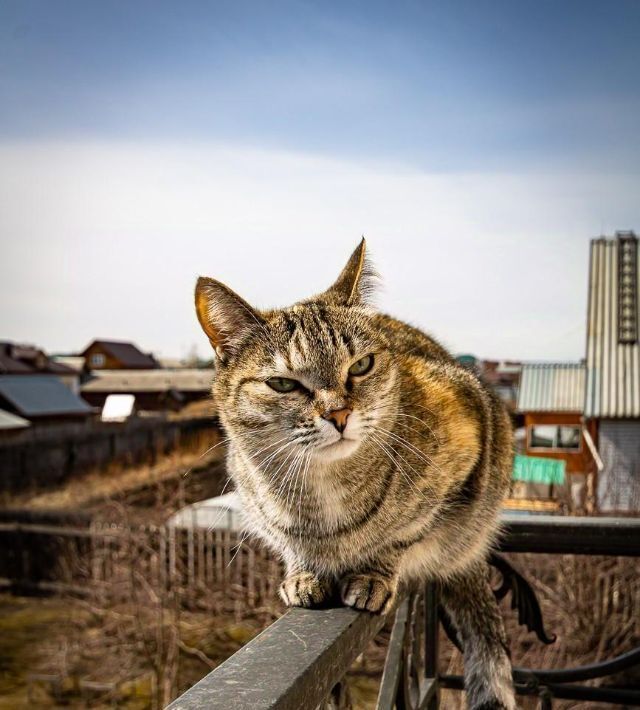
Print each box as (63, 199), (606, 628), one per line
(167, 606), (385, 710)
(168, 515), (640, 710)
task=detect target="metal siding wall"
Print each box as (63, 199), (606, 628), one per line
(585, 236), (640, 418)
(597, 420), (640, 512)
(585, 241), (597, 417)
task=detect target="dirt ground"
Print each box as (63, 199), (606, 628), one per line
(0, 593), (385, 709)
(0, 593), (266, 709)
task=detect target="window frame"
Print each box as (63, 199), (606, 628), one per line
(528, 424), (582, 453)
(90, 352), (106, 368)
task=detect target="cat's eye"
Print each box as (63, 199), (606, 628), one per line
(348, 354), (374, 377)
(266, 377), (299, 393)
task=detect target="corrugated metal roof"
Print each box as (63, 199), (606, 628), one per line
(585, 233), (640, 418)
(81, 369), (213, 393)
(516, 363), (585, 413)
(0, 408), (30, 430)
(0, 375), (93, 417)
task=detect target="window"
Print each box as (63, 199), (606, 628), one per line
(529, 425), (556, 448)
(529, 425), (581, 451)
(90, 353), (106, 367)
(558, 426), (581, 449)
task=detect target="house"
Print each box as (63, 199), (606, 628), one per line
(517, 363), (590, 472)
(80, 369), (213, 412)
(481, 360), (522, 412)
(516, 231), (640, 512)
(584, 232), (640, 512)
(0, 341), (79, 391)
(81, 340), (159, 371)
(516, 363), (592, 508)
(51, 355), (85, 373)
(456, 356), (522, 414)
(0, 409), (31, 440)
(0, 375), (93, 425)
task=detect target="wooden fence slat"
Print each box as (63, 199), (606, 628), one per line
(0, 520), (284, 611)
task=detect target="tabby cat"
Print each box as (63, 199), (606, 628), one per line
(195, 240), (515, 709)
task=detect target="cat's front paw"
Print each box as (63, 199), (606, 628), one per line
(279, 572), (331, 608)
(340, 573), (397, 614)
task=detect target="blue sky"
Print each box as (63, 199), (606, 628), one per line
(1, 1), (639, 359)
(3, 0), (639, 169)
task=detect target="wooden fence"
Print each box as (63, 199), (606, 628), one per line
(0, 519), (283, 614)
(0, 416), (218, 495)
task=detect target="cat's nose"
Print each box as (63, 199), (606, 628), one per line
(322, 407), (352, 433)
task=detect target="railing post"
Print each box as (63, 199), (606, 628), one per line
(377, 584), (440, 710)
(424, 582), (439, 710)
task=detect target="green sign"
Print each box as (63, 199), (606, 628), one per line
(512, 454), (566, 485)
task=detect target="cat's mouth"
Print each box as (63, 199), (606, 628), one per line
(314, 435), (360, 461)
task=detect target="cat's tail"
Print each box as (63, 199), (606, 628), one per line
(439, 559), (516, 710)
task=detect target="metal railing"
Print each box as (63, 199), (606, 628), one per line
(168, 515), (640, 709)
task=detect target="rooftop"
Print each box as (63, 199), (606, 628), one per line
(166, 492), (243, 531)
(81, 369), (213, 393)
(81, 339), (159, 369)
(0, 408), (30, 431)
(0, 341), (77, 376)
(0, 375), (93, 418)
(517, 363), (585, 413)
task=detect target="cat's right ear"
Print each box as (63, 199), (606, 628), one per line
(195, 277), (263, 360)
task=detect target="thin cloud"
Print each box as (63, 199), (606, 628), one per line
(1, 141), (638, 361)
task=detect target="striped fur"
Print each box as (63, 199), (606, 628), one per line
(195, 240), (516, 709)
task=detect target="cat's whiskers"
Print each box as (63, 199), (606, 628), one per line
(370, 425), (444, 475)
(369, 432), (427, 503)
(370, 425), (436, 468)
(284, 446), (309, 515)
(366, 418), (439, 461)
(296, 452), (313, 537)
(367, 403), (441, 446)
(204, 477), (237, 533)
(227, 527), (253, 568)
(376, 428), (443, 484)
(264, 445), (309, 526)
(251, 438), (298, 473)
(245, 435), (295, 472)
(181, 426), (267, 478)
(272, 447), (306, 500)
(369, 432), (436, 506)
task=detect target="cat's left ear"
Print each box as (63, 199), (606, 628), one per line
(317, 238), (378, 306)
(195, 277), (264, 360)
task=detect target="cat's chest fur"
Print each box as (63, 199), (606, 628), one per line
(229, 448), (363, 534)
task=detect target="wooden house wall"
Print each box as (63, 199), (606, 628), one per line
(82, 343), (124, 370)
(523, 412), (597, 475)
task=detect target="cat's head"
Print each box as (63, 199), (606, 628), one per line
(195, 240), (397, 467)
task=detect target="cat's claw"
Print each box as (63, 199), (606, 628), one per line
(279, 572), (330, 607)
(340, 573), (397, 614)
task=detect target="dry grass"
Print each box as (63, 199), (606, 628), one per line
(0, 593), (268, 709)
(8, 431), (224, 512)
(2, 431), (637, 708)
(2, 551), (637, 709)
